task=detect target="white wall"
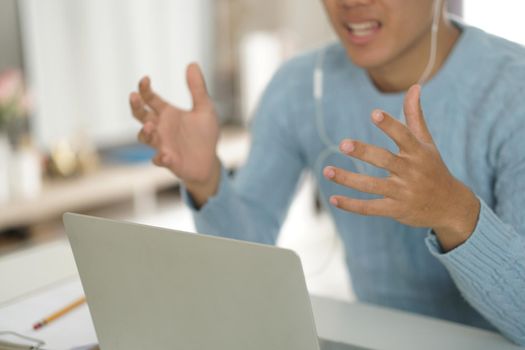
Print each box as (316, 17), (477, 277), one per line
(0, 0), (23, 72)
(464, 1), (525, 46)
(282, 0), (336, 53)
(19, 0), (213, 150)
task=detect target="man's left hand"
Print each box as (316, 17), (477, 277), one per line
(323, 85), (480, 251)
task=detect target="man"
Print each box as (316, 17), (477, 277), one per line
(129, 0), (525, 345)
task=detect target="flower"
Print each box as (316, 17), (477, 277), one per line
(0, 69), (28, 131)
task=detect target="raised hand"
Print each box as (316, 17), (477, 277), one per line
(323, 85), (480, 251)
(129, 63), (221, 205)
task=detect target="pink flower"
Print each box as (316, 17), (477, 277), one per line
(0, 69), (23, 106)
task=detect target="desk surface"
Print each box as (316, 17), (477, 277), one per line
(311, 296), (523, 350)
(0, 278), (96, 349)
(0, 241), (523, 350)
(0, 278), (522, 350)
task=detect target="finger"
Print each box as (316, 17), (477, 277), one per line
(186, 62), (211, 111)
(152, 151), (174, 168)
(329, 196), (393, 217)
(129, 92), (148, 122)
(324, 166), (395, 197)
(152, 151), (171, 167)
(339, 138), (403, 174)
(138, 129), (155, 146)
(371, 109), (419, 152)
(152, 153), (163, 167)
(137, 122), (159, 147)
(137, 126), (154, 148)
(138, 76), (168, 114)
(142, 121), (161, 148)
(137, 129), (148, 144)
(403, 84), (433, 143)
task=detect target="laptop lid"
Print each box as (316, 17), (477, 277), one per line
(64, 212), (320, 350)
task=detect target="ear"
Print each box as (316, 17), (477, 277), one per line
(403, 84), (433, 143)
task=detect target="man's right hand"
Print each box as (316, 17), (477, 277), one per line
(129, 63), (221, 207)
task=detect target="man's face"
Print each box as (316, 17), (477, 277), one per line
(323, 0), (436, 70)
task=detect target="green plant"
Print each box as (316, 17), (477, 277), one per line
(0, 69), (28, 132)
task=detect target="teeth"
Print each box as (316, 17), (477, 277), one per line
(346, 21), (379, 37)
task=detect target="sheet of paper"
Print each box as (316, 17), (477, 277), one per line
(0, 278), (97, 350)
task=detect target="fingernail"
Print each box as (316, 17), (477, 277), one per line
(341, 140), (354, 153)
(372, 110), (384, 123)
(324, 167), (335, 179)
(330, 196), (338, 206)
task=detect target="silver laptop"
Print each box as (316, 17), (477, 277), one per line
(64, 213), (369, 350)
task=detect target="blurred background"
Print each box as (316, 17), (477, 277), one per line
(0, 0), (523, 302)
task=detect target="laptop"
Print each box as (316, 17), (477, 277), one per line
(64, 213), (369, 350)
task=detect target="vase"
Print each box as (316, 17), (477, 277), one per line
(0, 132), (11, 205)
(10, 143), (42, 200)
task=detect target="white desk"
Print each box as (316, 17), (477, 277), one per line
(0, 241), (523, 350)
(311, 297), (523, 350)
(0, 278), (95, 349)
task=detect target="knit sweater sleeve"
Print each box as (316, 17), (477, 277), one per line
(425, 114), (525, 345)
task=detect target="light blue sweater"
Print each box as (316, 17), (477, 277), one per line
(185, 22), (525, 345)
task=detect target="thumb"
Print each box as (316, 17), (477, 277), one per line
(403, 84), (433, 143)
(186, 62), (210, 111)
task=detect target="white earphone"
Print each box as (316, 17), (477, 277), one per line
(313, 0), (444, 177)
(308, 0), (444, 276)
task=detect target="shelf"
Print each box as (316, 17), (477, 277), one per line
(0, 127), (250, 230)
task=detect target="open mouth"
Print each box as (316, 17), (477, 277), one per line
(344, 20), (382, 44)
